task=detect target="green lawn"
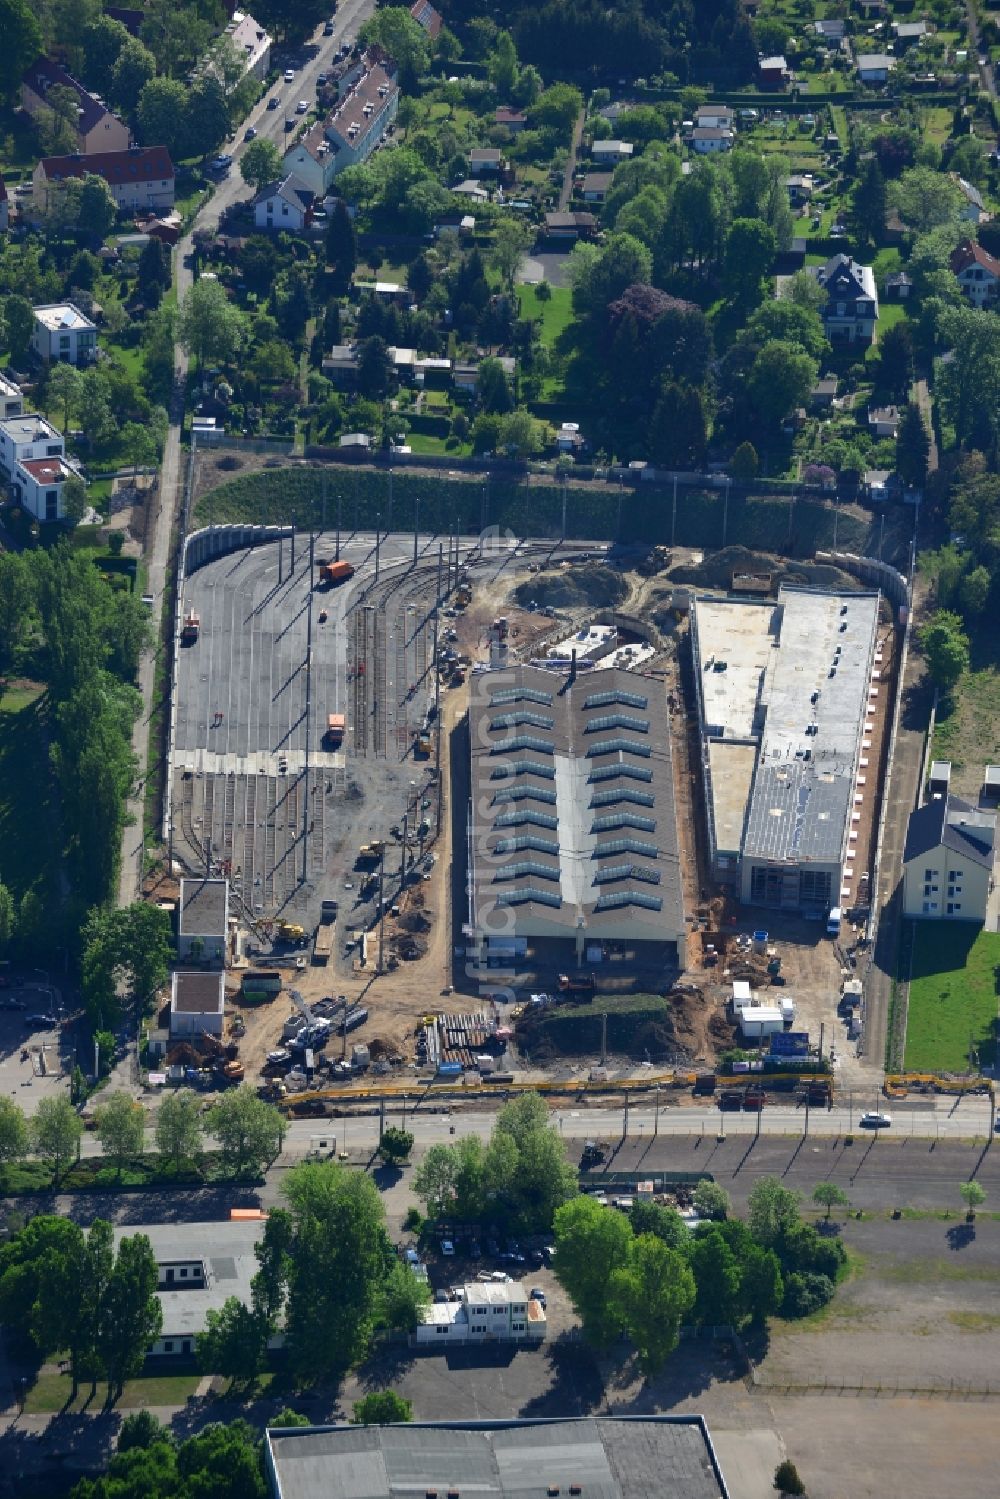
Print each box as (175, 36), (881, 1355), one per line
(25, 1371), (200, 1414)
(518, 284), (574, 347)
(904, 924), (1000, 1073)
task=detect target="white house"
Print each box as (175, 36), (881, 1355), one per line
(903, 794), (996, 923)
(856, 54), (895, 84)
(33, 146), (175, 215)
(591, 140), (633, 163)
(282, 55), (399, 196)
(0, 410), (80, 521)
(13, 454), (77, 523)
(950, 238), (1000, 306)
(252, 174), (313, 231)
(0, 373), (23, 422)
(690, 126), (734, 155)
(0, 412), (64, 479)
(178, 877), (229, 966)
(169, 970), (225, 1039)
(31, 303), (97, 365)
(695, 105), (734, 130)
(225, 10), (272, 82)
(812, 254), (879, 345)
(415, 1280), (546, 1347)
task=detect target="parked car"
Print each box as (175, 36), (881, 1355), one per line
(859, 1111), (892, 1129)
(267, 95), (280, 109)
(208, 154), (232, 173)
(323, 20), (334, 33)
(317, 72), (328, 85)
(440, 1239), (455, 1257)
(284, 67), (295, 80)
(529, 1286), (547, 1307)
(296, 99), (309, 113)
(26, 1013), (57, 1027)
(284, 118), (295, 131)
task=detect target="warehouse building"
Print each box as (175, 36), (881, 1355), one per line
(265, 1416), (731, 1499)
(467, 664), (685, 968)
(692, 587), (881, 913)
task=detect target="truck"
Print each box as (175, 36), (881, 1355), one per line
(276, 920), (306, 945)
(356, 842), (384, 868)
(415, 732), (432, 757)
(324, 713), (346, 747)
(557, 972), (596, 995)
(312, 899), (337, 964)
(318, 559), (355, 587)
(181, 609), (201, 644)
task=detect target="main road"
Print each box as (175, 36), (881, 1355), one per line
(118, 0), (378, 907)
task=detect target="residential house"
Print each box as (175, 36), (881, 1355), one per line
(409, 0), (442, 38)
(494, 106), (527, 132)
(339, 432), (372, 451)
(322, 344), (360, 387)
(544, 210), (597, 241)
(33, 146), (175, 215)
(814, 18), (846, 41)
(695, 105), (734, 130)
(0, 374), (22, 422)
(581, 171), (612, 202)
(282, 54), (399, 195)
(452, 179), (489, 201)
(758, 55), (790, 89)
(169, 970), (225, 1039)
(812, 254), (879, 345)
(868, 405), (900, 438)
(690, 126), (734, 154)
(950, 238), (1000, 307)
(0, 410), (82, 523)
(452, 356), (514, 395)
(863, 468), (891, 504)
(591, 140), (633, 163)
(0, 174), (7, 232)
(415, 1280), (546, 1347)
(252, 174), (313, 231)
(555, 421), (586, 456)
(785, 173), (814, 204)
(902, 793), (997, 923)
(178, 877), (229, 966)
(856, 0), (887, 16)
(892, 20), (928, 47)
(21, 59), (129, 154)
(884, 270), (912, 300)
(950, 174), (990, 224)
(469, 147), (503, 176)
(810, 375), (837, 411)
(224, 11), (272, 82)
(31, 303), (98, 365)
(856, 54), (895, 84)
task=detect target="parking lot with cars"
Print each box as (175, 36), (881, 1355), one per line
(0, 978), (70, 1114)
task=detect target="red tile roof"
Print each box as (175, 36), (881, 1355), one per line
(410, 0), (442, 38)
(40, 146), (174, 186)
(950, 238), (1000, 277)
(20, 457), (68, 483)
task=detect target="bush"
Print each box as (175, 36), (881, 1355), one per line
(781, 1270), (835, 1318)
(774, 1459), (806, 1496)
(402, 1206), (423, 1233)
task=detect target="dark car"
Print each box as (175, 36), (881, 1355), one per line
(317, 72), (328, 85)
(284, 117), (295, 131)
(267, 95), (280, 109)
(323, 19), (334, 33)
(244, 126), (257, 141)
(26, 1013), (57, 1027)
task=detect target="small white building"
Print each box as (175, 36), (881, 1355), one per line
(0, 373), (22, 422)
(415, 1280), (546, 1347)
(169, 970), (225, 1039)
(856, 54), (895, 84)
(178, 877), (229, 966)
(690, 126), (734, 155)
(252, 174), (313, 232)
(591, 140), (633, 163)
(31, 303), (97, 365)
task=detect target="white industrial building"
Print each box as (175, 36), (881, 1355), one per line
(468, 663), (686, 969)
(178, 877), (229, 965)
(692, 587), (881, 914)
(415, 1280), (546, 1346)
(169, 970), (225, 1038)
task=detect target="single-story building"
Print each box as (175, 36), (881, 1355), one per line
(810, 375), (838, 411)
(494, 107), (527, 132)
(169, 970), (225, 1039)
(590, 140), (634, 163)
(339, 432), (372, 451)
(814, 18), (846, 41)
(868, 405), (900, 438)
(758, 54), (790, 89)
(786, 173), (814, 204)
(178, 877), (229, 966)
(322, 344), (359, 386)
(469, 148), (503, 176)
(857, 54), (895, 84)
(690, 126), (734, 155)
(863, 468), (892, 503)
(453, 179), (490, 202)
(581, 171), (613, 201)
(695, 105), (734, 130)
(884, 270), (912, 301)
(892, 20), (928, 47)
(543, 210), (597, 241)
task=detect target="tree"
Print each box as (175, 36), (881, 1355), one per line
(919, 610), (970, 692)
(0, 0), (42, 103)
(77, 174), (118, 242)
(877, 322), (914, 401)
(499, 408), (544, 459)
(206, 1086), (284, 1177)
(155, 1089), (203, 1169)
(629, 1200), (689, 1250)
(35, 1217), (112, 1399)
(379, 1257), (431, 1332)
(197, 1296), (269, 1387)
(608, 1234), (696, 1375)
(97, 1233), (162, 1404)
(0, 883), (15, 950)
(136, 76), (189, 157)
(137, 237), (171, 305)
(476, 356), (513, 414)
(353, 1390), (413, 1425)
(270, 1408), (310, 1428)
(889, 167), (963, 233)
(748, 1178), (802, 1249)
(530, 83), (583, 141)
(111, 37), (156, 114)
(178, 278), (249, 368)
(81, 902), (172, 1030)
(359, 7), (430, 90)
(183, 74), (229, 158)
(31, 1095), (83, 1183)
(174, 1420), (266, 1498)
(774, 1459), (806, 1496)
(960, 1181), (986, 1218)
(412, 1143), (458, 1218)
(325, 201), (357, 296)
(357, 335), (393, 400)
(895, 402), (930, 488)
(812, 1183), (849, 1221)
(378, 1126), (414, 1165)
(747, 341), (818, 427)
(692, 1180), (730, 1221)
(118, 1410), (168, 1452)
(730, 442), (759, 482)
(783, 270), (827, 316)
(750, 298), (828, 361)
(725, 218), (777, 307)
(552, 1195), (632, 1347)
(488, 29), (519, 96)
(959, 566), (991, 620)
(0, 1097), (28, 1164)
(4, 295), (35, 364)
(95, 1092), (145, 1178)
(689, 1230), (742, 1329)
(240, 139), (283, 194)
(852, 155), (886, 244)
(48, 361), (81, 432)
(82, 14), (130, 98)
(490, 217), (533, 292)
(63, 474), (89, 527)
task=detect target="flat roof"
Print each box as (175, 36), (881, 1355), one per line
(707, 740), (757, 857)
(0, 413), (61, 445)
(179, 876), (229, 936)
(114, 1220), (264, 1339)
(469, 664), (684, 942)
(693, 598), (774, 738)
(266, 1417), (729, 1499)
(171, 970), (225, 1014)
(32, 302), (96, 332)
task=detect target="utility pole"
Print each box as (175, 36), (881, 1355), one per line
(400, 808), (409, 885)
(309, 530), (315, 592)
(654, 1084), (660, 1136)
(436, 542), (443, 603)
(377, 848), (385, 973)
(290, 524), (296, 572)
(671, 475), (678, 548)
(600, 1011), (607, 1066)
(623, 1090), (629, 1139)
(278, 532), (283, 585)
(434, 614), (443, 835)
(819, 1021), (825, 1063)
(387, 464), (394, 535)
(804, 1093), (810, 1138)
(560, 481), (567, 544)
(413, 497), (420, 564)
(321, 471), (327, 532)
(302, 599), (313, 884)
(375, 512), (381, 581)
(336, 492), (342, 561)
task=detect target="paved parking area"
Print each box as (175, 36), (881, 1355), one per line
(0, 984), (70, 1116)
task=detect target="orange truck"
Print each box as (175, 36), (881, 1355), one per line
(181, 609), (200, 643)
(325, 713), (346, 747)
(318, 560), (355, 587)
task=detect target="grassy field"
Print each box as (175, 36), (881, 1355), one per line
(904, 924), (1000, 1073)
(932, 624), (1000, 801)
(518, 284), (574, 347)
(25, 1371), (200, 1414)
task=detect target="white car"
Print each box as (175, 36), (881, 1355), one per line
(296, 99), (309, 113)
(859, 1111), (892, 1129)
(284, 67), (295, 81)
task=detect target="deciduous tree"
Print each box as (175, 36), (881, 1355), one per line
(31, 1095), (83, 1183)
(206, 1086), (284, 1177)
(353, 1390), (412, 1424)
(240, 139), (283, 194)
(155, 1089), (203, 1169)
(95, 1092), (145, 1178)
(608, 1233), (696, 1375)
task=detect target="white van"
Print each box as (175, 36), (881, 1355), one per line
(826, 906), (842, 936)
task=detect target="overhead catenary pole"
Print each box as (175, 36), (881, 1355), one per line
(413, 496), (420, 564)
(302, 596), (313, 884)
(336, 491), (342, 561)
(377, 847), (385, 973)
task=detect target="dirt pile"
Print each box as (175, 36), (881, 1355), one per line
(665, 545), (864, 595)
(513, 563), (628, 611)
